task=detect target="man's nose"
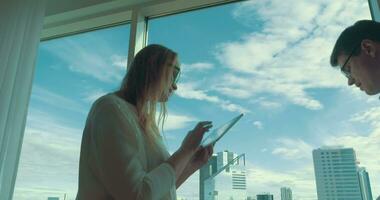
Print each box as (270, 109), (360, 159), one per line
(348, 77), (355, 86)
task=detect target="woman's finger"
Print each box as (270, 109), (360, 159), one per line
(203, 148), (209, 161)
(194, 126), (212, 139)
(196, 121), (212, 130)
(208, 146), (213, 156)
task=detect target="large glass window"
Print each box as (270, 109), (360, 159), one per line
(13, 24), (130, 200)
(148, 1), (375, 200)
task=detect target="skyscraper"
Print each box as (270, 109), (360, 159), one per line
(200, 155), (218, 200)
(200, 150), (246, 200)
(281, 187), (293, 200)
(257, 193), (274, 200)
(358, 167), (373, 200)
(313, 147), (363, 200)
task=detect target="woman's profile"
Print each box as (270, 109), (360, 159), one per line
(76, 44), (214, 200)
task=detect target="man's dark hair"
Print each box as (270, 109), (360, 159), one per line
(330, 20), (380, 67)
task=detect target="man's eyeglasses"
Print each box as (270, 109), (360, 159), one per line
(340, 44), (359, 79)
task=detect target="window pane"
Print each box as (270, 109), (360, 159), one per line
(13, 24), (130, 200)
(148, 1), (374, 200)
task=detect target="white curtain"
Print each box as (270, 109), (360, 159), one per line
(0, 0), (46, 199)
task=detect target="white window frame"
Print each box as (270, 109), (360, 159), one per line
(7, 0), (243, 199)
(369, 0), (380, 21)
(7, 0), (378, 198)
(41, 0), (243, 66)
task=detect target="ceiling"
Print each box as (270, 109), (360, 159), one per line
(45, 0), (117, 16)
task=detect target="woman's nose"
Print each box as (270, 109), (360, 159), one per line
(172, 82), (177, 90)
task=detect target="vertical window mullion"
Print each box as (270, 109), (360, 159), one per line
(127, 8), (148, 68)
(368, 0), (380, 21)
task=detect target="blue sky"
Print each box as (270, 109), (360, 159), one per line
(13, 1), (379, 200)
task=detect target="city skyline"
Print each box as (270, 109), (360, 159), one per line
(25, 147), (378, 200)
(197, 146), (375, 200)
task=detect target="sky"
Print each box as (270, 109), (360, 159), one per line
(12, 0), (379, 200)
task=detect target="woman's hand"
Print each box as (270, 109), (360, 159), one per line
(187, 144), (214, 173)
(180, 121), (212, 155)
(167, 121), (213, 188)
(175, 144), (214, 188)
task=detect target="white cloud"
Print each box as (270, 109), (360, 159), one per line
(111, 55), (128, 70)
(213, 0), (371, 110)
(175, 1), (374, 198)
(162, 113), (197, 132)
(21, 1), (375, 199)
(176, 129), (379, 200)
(31, 85), (87, 114)
(272, 138), (314, 160)
(350, 107), (380, 127)
(42, 36), (126, 83)
(259, 101), (282, 109)
(319, 106), (380, 198)
(246, 162), (317, 200)
(214, 87), (252, 99)
(177, 158), (318, 200)
(177, 82), (219, 102)
(250, 97), (283, 109)
(215, 74), (323, 110)
(14, 109), (82, 200)
(182, 62), (214, 71)
(14, 187), (71, 200)
(253, 121), (263, 129)
(82, 89), (108, 103)
(176, 82), (249, 113)
(220, 101), (249, 113)
(176, 171), (200, 199)
(323, 133), (380, 198)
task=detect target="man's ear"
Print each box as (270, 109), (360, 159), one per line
(361, 39), (376, 58)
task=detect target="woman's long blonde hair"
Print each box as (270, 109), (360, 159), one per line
(119, 44), (177, 149)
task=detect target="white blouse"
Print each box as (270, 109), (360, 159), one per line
(76, 93), (176, 200)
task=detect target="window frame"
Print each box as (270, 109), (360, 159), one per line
(368, 0), (380, 21)
(42, 0), (244, 66)
(9, 0), (379, 198)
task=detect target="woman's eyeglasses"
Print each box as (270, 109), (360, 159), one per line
(172, 65), (181, 85)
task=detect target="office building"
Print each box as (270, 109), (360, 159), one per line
(281, 187), (292, 200)
(257, 193), (274, 200)
(200, 150), (246, 200)
(313, 147), (363, 200)
(200, 155), (218, 200)
(358, 167), (373, 200)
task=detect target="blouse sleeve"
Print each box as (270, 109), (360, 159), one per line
(90, 99), (176, 200)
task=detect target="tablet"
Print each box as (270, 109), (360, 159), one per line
(201, 113), (244, 147)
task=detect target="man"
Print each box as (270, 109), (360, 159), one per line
(330, 20), (380, 95)
(331, 20), (380, 200)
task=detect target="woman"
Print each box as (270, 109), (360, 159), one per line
(76, 44), (214, 200)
